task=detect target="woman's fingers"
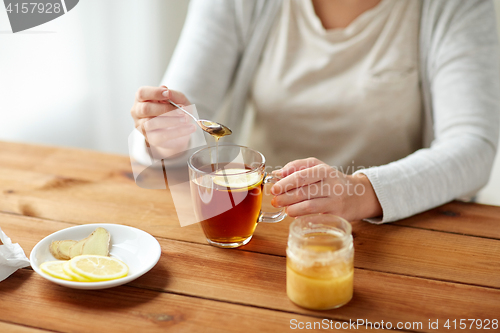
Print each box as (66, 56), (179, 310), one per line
(276, 157), (324, 178)
(136, 86), (189, 104)
(131, 85), (194, 154)
(135, 101), (184, 119)
(145, 124), (196, 148)
(272, 182), (329, 207)
(136, 86), (170, 102)
(140, 113), (190, 131)
(285, 198), (334, 218)
(160, 86), (190, 105)
(271, 164), (333, 195)
(134, 86), (191, 118)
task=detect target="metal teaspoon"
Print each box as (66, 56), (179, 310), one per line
(168, 100), (232, 139)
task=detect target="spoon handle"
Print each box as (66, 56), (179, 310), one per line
(168, 100), (199, 123)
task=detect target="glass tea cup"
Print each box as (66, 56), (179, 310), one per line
(188, 144), (287, 248)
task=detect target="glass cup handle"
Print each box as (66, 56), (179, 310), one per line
(258, 174), (287, 223)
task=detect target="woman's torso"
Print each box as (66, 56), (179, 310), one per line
(249, 0), (422, 172)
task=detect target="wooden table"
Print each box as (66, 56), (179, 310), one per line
(0, 141), (499, 333)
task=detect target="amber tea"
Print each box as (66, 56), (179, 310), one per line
(188, 145), (287, 248)
(191, 163), (264, 246)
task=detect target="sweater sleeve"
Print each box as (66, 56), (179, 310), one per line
(160, 0), (242, 120)
(354, 0), (500, 223)
(129, 0), (243, 166)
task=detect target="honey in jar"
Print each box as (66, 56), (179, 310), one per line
(286, 215), (354, 310)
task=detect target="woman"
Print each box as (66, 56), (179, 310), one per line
(130, 0), (500, 223)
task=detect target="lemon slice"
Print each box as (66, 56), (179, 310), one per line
(69, 255), (128, 282)
(62, 261), (91, 282)
(213, 168), (262, 189)
(40, 261), (74, 281)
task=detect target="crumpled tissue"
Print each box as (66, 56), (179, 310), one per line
(0, 227), (30, 282)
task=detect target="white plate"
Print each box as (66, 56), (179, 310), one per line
(30, 224), (161, 290)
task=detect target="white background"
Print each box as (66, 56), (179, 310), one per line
(1, 0), (500, 204)
(0, 0), (190, 153)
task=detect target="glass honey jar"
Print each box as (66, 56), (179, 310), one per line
(286, 214), (354, 310)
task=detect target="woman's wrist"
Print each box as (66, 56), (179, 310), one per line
(349, 173), (382, 220)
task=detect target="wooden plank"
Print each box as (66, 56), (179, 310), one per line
(3, 206), (500, 289)
(0, 322), (50, 333)
(132, 239), (500, 328)
(2, 140), (500, 240)
(2, 141), (500, 287)
(0, 166), (203, 244)
(3, 161), (500, 267)
(2, 214), (499, 333)
(0, 141), (129, 182)
(349, 220), (500, 288)
(0, 270), (393, 333)
(393, 201), (500, 239)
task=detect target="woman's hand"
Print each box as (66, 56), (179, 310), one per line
(131, 86), (196, 156)
(270, 158), (382, 221)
